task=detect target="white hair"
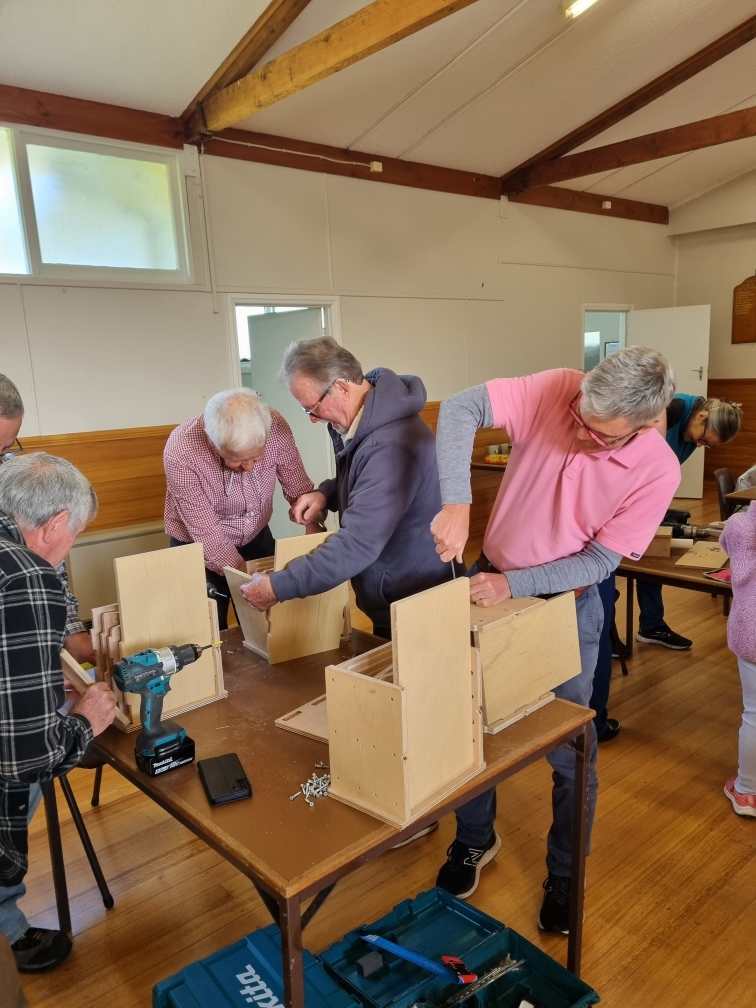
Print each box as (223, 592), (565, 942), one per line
(581, 346), (676, 425)
(0, 453), (98, 533)
(203, 388), (271, 455)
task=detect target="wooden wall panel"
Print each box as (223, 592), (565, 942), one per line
(704, 379), (756, 485)
(21, 425), (175, 531)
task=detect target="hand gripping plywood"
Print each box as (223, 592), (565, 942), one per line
(224, 531), (350, 664)
(469, 592), (582, 733)
(325, 578), (484, 827)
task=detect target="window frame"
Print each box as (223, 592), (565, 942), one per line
(0, 123), (194, 283)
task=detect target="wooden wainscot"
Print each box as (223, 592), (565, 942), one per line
(325, 578), (485, 828)
(224, 531), (350, 664)
(470, 592), (581, 734)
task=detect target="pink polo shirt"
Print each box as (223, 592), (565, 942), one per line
(483, 369), (680, 573)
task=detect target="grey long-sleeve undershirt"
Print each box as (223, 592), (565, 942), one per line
(436, 384), (621, 597)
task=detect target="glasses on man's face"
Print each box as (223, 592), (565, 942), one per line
(568, 395), (637, 449)
(301, 380), (337, 418)
(1, 438), (23, 463)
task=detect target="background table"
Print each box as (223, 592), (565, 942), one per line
(726, 486), (756, 502)
(95, 628), (593, 1007)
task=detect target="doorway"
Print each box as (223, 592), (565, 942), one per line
(233, 301), (337, 539)
(583, 310), (627, 372)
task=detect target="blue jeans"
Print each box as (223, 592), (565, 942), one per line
(588, 574), (616, 736)
(455, 585), (602, 878)
(0, 784), (42, 943)
(736, 656), (756, 795)
(636, 579), (664, 634)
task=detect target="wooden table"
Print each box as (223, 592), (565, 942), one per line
(95, 628), (594, 1007)
(726, 485), (756, 502)
(617, 551), (732, 657)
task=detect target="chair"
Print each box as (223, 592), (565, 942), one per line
(42, 753), (114, 934)
(714, 467), (737, 521)
(610, 588), (630, 676)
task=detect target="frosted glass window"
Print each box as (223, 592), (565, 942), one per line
(0, 129), (29, 274)
(27, 144), (179, 270)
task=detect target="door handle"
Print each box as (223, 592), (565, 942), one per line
(692, 367), (704, 381)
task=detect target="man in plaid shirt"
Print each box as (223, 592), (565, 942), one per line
(0, 454), (117, 974)
(164, 387), (320, 628)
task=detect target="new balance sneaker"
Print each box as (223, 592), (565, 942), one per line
(635, 624), (692, 650)
(11, 927), (72, 973)
(724, 777), (756, 818)
(537, 874), (571, 935)
(391, 821), (439, 849)
(435, 833), (501, 899)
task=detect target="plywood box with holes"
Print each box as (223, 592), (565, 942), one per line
(325, 578), (484, 828)
(224, 531), (350, 664)
(642, 525), (672, 558)
(470, 592), (581, 733)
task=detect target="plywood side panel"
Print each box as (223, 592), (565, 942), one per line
(475, 592), (581, 726)
(273, 530), (333, 569)
(391, 578), (474, 809)
(326, 667), (408, 823)
(224, 567), (271, 657)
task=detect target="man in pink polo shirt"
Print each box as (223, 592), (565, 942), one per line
(430, 346), (680, 933)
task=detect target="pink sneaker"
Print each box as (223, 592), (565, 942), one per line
(724, 778), (756, 818)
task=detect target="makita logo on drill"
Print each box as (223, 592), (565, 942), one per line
(236, 964), (281, 1007)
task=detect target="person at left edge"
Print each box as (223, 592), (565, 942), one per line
(164, 388), (321, 630)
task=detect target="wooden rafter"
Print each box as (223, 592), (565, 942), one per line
(500, 12), (756, 187)
(507, 186), (668, 225)
(186, 0), (484, 137)
(501, 105), (756, 193)
(181, 0), (315, 128)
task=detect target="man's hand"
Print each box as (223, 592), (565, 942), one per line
(71, 682), (118, 736)
(430, 504), (470, 563)
(240, 573), (279, 611)
(469, 572), (512, 607)
(305, 522), (327, 535)
(64, 631), (97, 666)
(290, 491), (327, 526)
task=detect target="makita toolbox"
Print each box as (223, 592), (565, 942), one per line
(153, 922), (361, 1008)
(317, 889), (599, 1008)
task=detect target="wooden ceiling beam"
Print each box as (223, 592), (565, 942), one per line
(507, 186), (668, 225)
(500, 12), (756, 187)
(502, 105), (756, 193)
(181, 0), (315, 128)
(187, 0), (484, 137)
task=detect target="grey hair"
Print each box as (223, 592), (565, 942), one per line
(0, 374), (24, 420)
(203, 388), (271, 455)
(279, 336), (364, 390)
(701, 398), (742, 443)
(581, 346), (676, 425)
(0, 453), (98, 533)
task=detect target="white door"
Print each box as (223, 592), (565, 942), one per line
(627, 305), (710, 499)
(246, 309), (333, 538)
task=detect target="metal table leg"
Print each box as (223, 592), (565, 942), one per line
(42, 780), (72, 934)
(567, 726), (589, 977)
(280, 896), (305, 1008)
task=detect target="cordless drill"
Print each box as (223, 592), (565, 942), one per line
(112, 644), (211, 777)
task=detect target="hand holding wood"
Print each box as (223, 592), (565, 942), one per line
(241, 572), (279, 611)
(64, 630), (97, 666)
(469, 572), (512, 607)
(290, 491), (327, 525)
(71, 682), (118, 736)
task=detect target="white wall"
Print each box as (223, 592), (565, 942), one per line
(1, 148), (677, 436)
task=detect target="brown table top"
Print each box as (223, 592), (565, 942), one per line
(618, 549), (731, 590)
(471, 462), (507, 471)
(95, 628), (592, 900)
(726, 486), (756, 501)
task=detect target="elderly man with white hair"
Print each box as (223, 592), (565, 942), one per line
(0, 454), (117, 974)
(429, 347), (681, 932)
(164, 388), (319, 629)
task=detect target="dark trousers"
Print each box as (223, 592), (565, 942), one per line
(636, 579), (665, 633)
(588, 573), (617, 736)
(169, 525), (275, 631)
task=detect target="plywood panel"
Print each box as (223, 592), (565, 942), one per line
(116, 544), (221, 717)
(224, 566), (271, 657)
(60, 649), (131, 730)
(473, 592), (581, 727)
(675, 541), (728, 568)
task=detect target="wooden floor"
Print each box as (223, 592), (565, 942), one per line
(21, 494), (756, 1006)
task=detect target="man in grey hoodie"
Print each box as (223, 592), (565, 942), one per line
(240, 337), (449, 640)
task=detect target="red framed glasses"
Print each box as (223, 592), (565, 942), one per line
(569, 394), (639, 448)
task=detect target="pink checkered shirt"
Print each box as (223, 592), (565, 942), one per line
(164, 411), (314, 574)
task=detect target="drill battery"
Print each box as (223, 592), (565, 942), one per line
(137, 733), (196, 777)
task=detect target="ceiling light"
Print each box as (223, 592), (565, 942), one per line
(562, 0), (600, 18)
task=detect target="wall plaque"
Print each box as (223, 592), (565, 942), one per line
(732, 273), (756, 344)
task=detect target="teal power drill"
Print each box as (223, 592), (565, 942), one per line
(112, 644), (213, 777)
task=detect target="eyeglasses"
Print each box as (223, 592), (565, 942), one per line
(568, 395), (639, 448)
(301, 379), (341, 418)
(1, 438), (23, 463)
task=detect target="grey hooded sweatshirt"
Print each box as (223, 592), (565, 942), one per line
(270, 368), (448, 628)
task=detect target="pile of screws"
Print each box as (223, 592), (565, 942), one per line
(290, 764), (331, 807)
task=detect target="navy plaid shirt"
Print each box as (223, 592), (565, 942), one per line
(0, 513), (92, 886)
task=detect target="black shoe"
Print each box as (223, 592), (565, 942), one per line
(391, 821), (439, 849)
(11, 927), (72, 973)
(538, 874), (571, 935)
(597, 718), (621, 743)
(635, 624), (692, 650)
(435, 833), (501, 899)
